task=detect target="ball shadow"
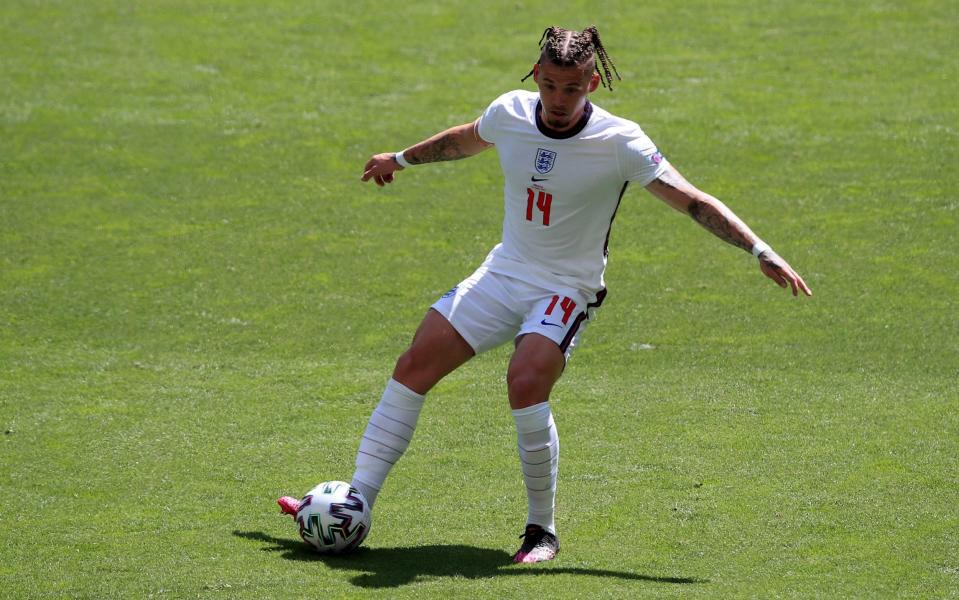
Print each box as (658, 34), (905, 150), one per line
(233, 530), (706, 589)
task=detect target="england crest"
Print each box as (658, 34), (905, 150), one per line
(534, 148), (557, 174)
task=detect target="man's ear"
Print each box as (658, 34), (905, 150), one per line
(588, 71), (600, 93)
(532, 63), (541, 83)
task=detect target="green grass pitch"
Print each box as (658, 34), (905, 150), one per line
(1, 1), (957, 598)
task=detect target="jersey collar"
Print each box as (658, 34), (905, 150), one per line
(535, 99), (593, 139)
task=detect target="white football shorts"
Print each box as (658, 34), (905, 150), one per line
(431, 265), (606, 361)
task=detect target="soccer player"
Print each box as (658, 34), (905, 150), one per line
(280, 25), (811, 563)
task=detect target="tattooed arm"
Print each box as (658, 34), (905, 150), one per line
(645, 164), (812, 297)
(361, 119), (492, 186)
(646, 165), (758, 250)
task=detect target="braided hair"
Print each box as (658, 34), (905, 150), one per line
(521, 25), (621, 90)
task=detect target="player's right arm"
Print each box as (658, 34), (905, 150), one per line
(361, 119), (492, 187)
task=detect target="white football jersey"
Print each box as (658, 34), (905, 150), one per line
(476, 89), (668, 295)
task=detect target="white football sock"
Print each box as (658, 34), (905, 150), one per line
(351, 379), (425, 507)
(512, 402), (559, 535)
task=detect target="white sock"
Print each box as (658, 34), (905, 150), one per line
(351, 379), (425, 507)
(512, 402), (559, 535)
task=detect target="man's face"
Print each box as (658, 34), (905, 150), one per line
(533, 60), (600, 131)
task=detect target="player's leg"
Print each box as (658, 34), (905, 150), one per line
(392, 308), (475, 394)
(508, 333), (565, 562)
(507, 287), (600, 562)
(279, 270), (522, 520)
(350, 269), (526, 508)
(350, 309), (474, 506)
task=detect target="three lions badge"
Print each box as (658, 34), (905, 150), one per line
(535, 148), (557, 174)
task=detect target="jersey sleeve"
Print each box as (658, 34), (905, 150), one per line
(476, 92), (512, 144)
(618, 126), (669, 186)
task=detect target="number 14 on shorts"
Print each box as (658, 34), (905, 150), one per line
(545, 295), (577, 325)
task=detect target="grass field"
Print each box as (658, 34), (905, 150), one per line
(2, 1), (957, 598)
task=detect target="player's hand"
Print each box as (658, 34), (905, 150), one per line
(361, 153), (403, 187)
(758, 250), (812, 297)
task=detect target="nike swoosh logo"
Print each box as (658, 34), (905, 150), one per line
(531, 176), (549, 182)
(540, 320), (563, 328)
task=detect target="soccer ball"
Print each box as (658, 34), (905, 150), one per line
(295, 481), (371, 553)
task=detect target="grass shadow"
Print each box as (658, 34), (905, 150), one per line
(234, 530), (706, 589)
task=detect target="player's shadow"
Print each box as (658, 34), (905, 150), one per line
(233, 530), (705, 589)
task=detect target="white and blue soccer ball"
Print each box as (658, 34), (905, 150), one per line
(296, 481), (371, 554)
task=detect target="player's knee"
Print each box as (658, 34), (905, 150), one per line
(507, 368), (550, 405)
(392, 348), (423, 382)
(392, 346), (444, 391)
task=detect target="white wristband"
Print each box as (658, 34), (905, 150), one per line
(751, 241), (771, 257)
(393, 151), (412, 168)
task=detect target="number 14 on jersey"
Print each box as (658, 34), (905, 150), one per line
(526, 187), (553, 226)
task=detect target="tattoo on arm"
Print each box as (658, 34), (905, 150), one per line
(651, 166), (757, 254)
(687, 199), (753, 252)
(407, 132), (468, 164)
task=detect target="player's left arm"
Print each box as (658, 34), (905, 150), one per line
(645, 164), (812, 297)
